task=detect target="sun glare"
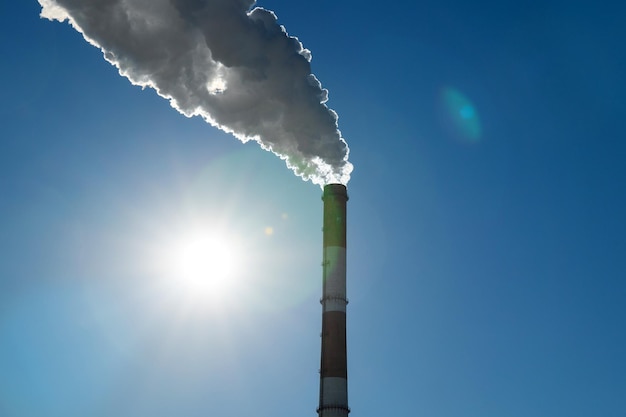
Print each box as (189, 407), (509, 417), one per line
(161, 230), (244, 300)
(175, 235), (235, 289)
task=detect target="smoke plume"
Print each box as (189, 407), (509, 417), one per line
(38, 0), (352, 186)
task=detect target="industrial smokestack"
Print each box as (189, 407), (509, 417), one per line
(318, 184), (349, 417)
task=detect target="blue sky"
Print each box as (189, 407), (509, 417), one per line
(2, 1), (626, 416)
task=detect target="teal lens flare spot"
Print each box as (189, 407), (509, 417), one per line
(439, 87), (482, 143)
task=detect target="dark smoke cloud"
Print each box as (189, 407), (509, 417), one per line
(39, 0), (352, 186)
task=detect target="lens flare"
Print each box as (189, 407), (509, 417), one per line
(439, 86), (482, 143)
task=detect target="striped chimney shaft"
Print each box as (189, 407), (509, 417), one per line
(318, 184), (349, 417)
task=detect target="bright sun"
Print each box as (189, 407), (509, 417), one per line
(162, 230), (243, 298)
(176, 235), (234, 288)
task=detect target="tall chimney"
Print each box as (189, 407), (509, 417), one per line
(318, 184), (349, 417)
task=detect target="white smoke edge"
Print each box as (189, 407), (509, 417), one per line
(38, 0), (353, 187)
